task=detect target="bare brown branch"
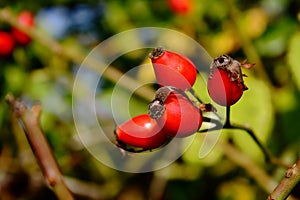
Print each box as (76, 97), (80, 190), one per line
(5, 94), (74, 200)
(268, 156), (300, 200)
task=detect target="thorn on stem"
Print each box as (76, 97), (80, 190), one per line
(5, 93), (27, 117)
(286, 163), (297, 178)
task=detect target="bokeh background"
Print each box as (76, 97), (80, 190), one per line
(0, 0), (300, 199)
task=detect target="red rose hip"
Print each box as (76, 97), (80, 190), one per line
(207, 55), (254, 106)
(115, 114), (167, 151)
(149, 47), (197, 91)
(208, 68), (243, 106)
(149, 87), (202, 138)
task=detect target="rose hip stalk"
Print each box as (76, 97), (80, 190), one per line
(149, 47), (197, 91)
(207, 55), (254, 106)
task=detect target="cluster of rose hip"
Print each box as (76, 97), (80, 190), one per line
(115, 47), (254, 152)
(0, 10), (34, 57)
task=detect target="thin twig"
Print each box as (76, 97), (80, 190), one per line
(267, 156), (300, 200)
(229, 124), (290, 168)
(199, 116), (223, 132)
(188, 88), (204, 104)
(5, 94), (74, 200)
(225, 105), (289, 168)
(218, 140), (277, 193)
(199, 106), (289, 168)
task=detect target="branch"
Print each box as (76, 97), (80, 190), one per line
(229, 124), (290, 168)
(199, 116), (289, 168)
(199, 115), (278, 193)
(218, 140), (277, 193)
(267, 156), (300, 200)
(223, 106), (289, 168)
(5, 94), (74, 200)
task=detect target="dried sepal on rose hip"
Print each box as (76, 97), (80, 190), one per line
(149, 86), (203, 138)
(149, 47), (197, 91)
(115, 114), (168, 152)
(207, 55), (254, 106)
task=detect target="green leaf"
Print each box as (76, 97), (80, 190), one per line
(230, 75), (274, 163)
(287, 31), (300, 90)
(98, 87), (149, 123)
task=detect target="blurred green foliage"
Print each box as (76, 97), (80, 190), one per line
(0, 0), (300, 199)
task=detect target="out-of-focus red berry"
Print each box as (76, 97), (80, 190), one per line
(0, 31), (15, 57)
(11, 11), (35, 45)
(167, 0), (192, 15)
